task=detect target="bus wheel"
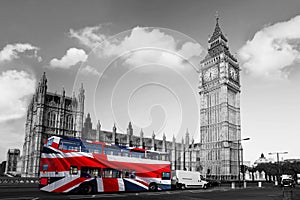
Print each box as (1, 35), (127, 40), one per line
(181, 184), (186, 190)
(79, 184), (93, 194)
(149, 183), (158, 191)
(203, 184), (207, 189)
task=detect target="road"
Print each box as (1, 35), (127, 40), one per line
(0, 184), (298, 200)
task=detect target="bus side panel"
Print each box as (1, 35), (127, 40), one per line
(102, 178), (120, 192)
(123, 178), (148, 191)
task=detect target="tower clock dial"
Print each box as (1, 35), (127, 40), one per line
(229, 66), (238, 81)
(203, 66), (218, 82)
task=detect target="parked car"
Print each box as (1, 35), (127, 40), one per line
(202, 178), (221, 187)
(281, 178), (296, 188)
(200, 175), (221, 187)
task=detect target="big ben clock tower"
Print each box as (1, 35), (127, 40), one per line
(199, 15), (241, 180)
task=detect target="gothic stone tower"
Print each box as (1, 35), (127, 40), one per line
(199, 16), (241, 180)
(21, 73), (85, 177)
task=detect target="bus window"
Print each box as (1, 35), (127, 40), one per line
(160, 154), (170, 161)
(162, 172), (170, 180)
(103, 169), (121, 178)
(121, 169), (136, 178)
(81, 167), (101, 178)
(104, 146), (121, 156)
(130, 171), (136, 179)
(59, 139), (80, 151)
(82, 141), (103, 154)
(70, 166), (78, 175)
(121, 149), (130, 157)
(121, 170), (130, 178)
(42, 164), (48, 171)
(146, 151), (159, 160)
(131, 151), (145, 158)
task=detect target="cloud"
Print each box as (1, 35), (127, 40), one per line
(0, 43), (41, 62)
(0, 118), (25, 161)
(69, 25), (203, 69)
(238, 15), (300, 79)
(0, 70), (36, 122)
(79, 65), (100, 76)
(50, 48), (88, 68)
(69, 24), (108, 49)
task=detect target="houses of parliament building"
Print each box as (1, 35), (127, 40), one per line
(21, 17), (242, 180)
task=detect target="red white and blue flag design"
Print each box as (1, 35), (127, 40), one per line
(39, 136), (171, 193)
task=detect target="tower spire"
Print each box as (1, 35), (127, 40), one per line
(209, 12), (227, 43)
(41, 72), (47, 86)
(215, 11), (219, 23)
(38, 72), (47, 94)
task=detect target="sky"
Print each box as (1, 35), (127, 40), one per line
(0, 0), (300, 164)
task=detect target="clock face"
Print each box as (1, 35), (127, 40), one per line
(229, 66), (238, 81)
(203, 66), (218, 82)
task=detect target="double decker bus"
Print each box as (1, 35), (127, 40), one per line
(39, 136), (171, 194)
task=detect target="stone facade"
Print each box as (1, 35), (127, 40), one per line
(6, 149), (20, 176)
(198, 16), (241, 180)
(21, 73), (85, 177)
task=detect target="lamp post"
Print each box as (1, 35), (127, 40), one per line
(237, 137), (250, 187)
(268, 151), (288, 184)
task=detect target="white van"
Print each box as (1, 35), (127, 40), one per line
(172, 170), (208, 189)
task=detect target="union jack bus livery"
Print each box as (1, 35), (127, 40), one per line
(39, 136), (171, 194)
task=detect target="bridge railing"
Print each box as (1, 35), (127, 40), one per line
(0, 177), (39, 184)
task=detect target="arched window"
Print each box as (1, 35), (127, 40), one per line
(70, 116), (73, 130)
(47, 112), (51, 126)
(52, 113), (56, 127)
(60, 115), (64, 129)
(68, 115), (73, 130)
(65, 116), (69, 129)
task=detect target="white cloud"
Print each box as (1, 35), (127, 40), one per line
(69, 26), (203, 69)
(0, 43), (40, 62)
(238, 15), (300, 79)
(178, 42), (202, 59)
(0, 70), (36, 122)
(79, 65), (100, 76)
(50, 48), (88, 68)
(69, 24), (109, 49)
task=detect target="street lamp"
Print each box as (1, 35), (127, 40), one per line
(237, 137), (250, 187)
(268, 151), (288, 184)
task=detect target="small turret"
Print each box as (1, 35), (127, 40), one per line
(151, 131), (156, 150)
(78, 83), (85, 104)
(112, 123), (117, 144)
(97, 120), (101, 131)
(75, 83), (84, 138)
(36, 72), (47, 103)
(96, 120), (101, 142)
(71, 91), (77, 107)
(185, 129), (190, 150)
(139, 129), (144, 148)
(127, 122), (133, 135)
(113, 123), (117, 132)
(60, 87), (66, 108)
(40, 72), (47, 93)
(162, 133), (167, 152)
